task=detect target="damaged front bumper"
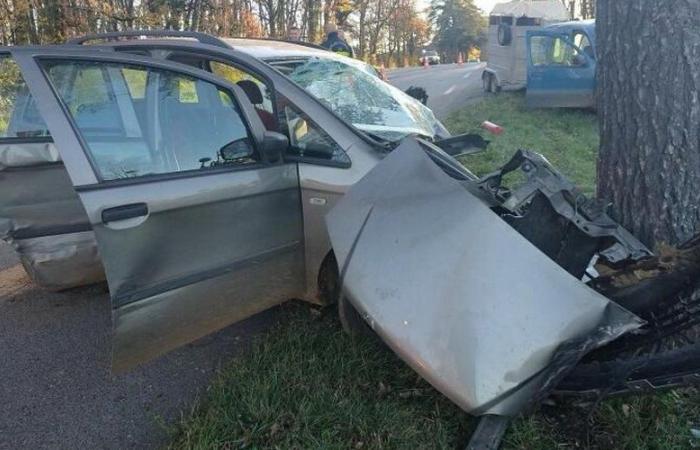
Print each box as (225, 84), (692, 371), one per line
(326, 138), (646, 416)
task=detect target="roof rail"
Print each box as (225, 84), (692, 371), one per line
(67, 30), (229, 49)
(226, 37), (330, 52)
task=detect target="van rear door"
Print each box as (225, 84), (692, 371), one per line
(526, 31), (595, 108)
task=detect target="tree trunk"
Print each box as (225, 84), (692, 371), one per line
(596, 0), (700, 249)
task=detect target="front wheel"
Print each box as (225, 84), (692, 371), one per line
(338, 294), (372, 336)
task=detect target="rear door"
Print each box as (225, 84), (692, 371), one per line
(526, 31), (595, 108)
(0, 54), (103, 289)
(10, 48), (305, 370)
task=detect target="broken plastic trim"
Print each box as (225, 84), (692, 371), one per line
(477, 149), (652, 263)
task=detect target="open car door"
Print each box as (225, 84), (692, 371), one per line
(8, 48), (305, 371)
(526, 30), (595, 108)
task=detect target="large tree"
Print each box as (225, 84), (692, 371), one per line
(428, 0), (485, 61)
(596, 0), (700, 248)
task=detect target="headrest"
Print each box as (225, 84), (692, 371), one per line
(236, 80), (263, 105)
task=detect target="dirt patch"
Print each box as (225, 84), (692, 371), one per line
(0, 264), (31, 302)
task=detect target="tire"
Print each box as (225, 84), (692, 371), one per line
(338, 294), (372, 336)
(483, 73), (492, 93)
(490, 76), (498, 93)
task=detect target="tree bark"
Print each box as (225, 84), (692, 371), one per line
(597, 0), (700, 249)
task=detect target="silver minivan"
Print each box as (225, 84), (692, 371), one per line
(0, 31), (654, 421)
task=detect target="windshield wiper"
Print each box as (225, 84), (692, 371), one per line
(361, 131), (400, 152)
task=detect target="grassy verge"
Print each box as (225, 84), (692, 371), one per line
(444, 91), (599, 195)
(170, 93), (699, 449)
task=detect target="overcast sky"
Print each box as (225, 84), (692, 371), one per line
(416, 0), (502, 15)
(474, 0), (500, 14)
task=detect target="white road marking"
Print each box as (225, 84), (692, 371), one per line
(443, 85), (456, 95)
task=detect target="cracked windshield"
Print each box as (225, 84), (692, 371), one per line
(269, 56), (445, 142)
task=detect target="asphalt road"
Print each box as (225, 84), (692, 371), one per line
(388, 62), (487, 120)
(0, 63), (487, 449)
(0, 242), (277, 449)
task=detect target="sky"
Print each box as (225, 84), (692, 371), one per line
(416, 0), (502, 15)
(474, 0), (501, 14)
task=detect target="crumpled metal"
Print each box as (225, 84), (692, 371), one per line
(11, 231), (104, 291)
(326, 138), (644, 416)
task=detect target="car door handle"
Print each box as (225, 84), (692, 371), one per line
(102, 203), (149, 224)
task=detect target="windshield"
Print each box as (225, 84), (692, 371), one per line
(266, 56), (444, 142)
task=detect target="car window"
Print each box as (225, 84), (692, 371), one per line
(283, 104), (349, 166)
(0, 56), (50, 139)
(209, 61), (274, 115)
(41, 60), (256, 181)
(573, 32), (594, 59)
(530, 35), (585, 67)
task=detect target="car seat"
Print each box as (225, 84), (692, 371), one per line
(236, 80), (277, 131)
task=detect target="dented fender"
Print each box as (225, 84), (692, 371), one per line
(326, 138), (643, 416)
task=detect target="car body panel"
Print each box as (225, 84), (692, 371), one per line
(526, 22), (596, 108)
(326, 138), (643, 415)
(10, 47), (306, 369)
(0, 132), (104, 290)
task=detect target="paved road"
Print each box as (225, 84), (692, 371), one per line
(388, 62), (487, 120)
(0, 242), (277, 449)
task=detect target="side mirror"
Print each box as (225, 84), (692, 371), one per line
(219, 138), (254, 161)
(261, 131), (289, 164)
(572, 54), (587, 67)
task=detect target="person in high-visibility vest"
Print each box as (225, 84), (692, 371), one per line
(320, 24), (355, 58)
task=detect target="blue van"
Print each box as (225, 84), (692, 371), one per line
(526, 20), (595, 108)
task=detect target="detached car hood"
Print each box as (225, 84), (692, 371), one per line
(326, 138), (643, 416)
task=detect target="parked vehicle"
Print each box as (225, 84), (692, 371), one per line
(526, 19), (596, 108)
(3, 30), (700, 450)
(420, 50), (440, 65)
(482, 0), (569, 92)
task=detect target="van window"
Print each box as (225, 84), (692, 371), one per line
(573, 32), (594, 59)
(41, 60), (256, 181)
(530, 35), (585, 67)
(0, 56), (50, 139)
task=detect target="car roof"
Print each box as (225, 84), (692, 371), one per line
(220, 38), (332, 59)
(546, 19), (595, 32)
(66, 31), (366, 65)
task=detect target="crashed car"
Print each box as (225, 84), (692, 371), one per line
(2, 31), (698, 442)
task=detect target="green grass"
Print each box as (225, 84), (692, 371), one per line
(444, 92), (599, 195)
(169, 307), (473, 450)
(170, 93), (700, 449)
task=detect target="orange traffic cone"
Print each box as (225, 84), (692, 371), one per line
(458, 52), (464, 65)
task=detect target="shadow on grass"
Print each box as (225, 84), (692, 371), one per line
(169, 304), (474, 449)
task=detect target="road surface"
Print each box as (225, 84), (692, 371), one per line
(388, 62), (487, 120)
(0, 241), (277, 449)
